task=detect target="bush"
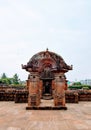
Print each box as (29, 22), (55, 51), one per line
(82, 87), (89, 90)
(10, 84), (26, 89)
(68, 85), (83, 90)
(68, 85), (91, 90)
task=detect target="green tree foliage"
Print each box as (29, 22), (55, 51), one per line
(73, 82), (82, 85)
(1, 73), (7, 79)
(1, 78), (12, 85)
(0, 73), (20, 85)
(12, 74), (20, 85)
(68, 84), (91, 90)
(0, 73), (10, 85)
(0, 73), (26, 88)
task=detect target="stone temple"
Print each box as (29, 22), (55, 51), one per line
(22, 49), (72, 109)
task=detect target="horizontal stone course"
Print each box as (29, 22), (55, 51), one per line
(0, 87), (91, 103)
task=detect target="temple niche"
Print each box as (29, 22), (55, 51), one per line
(22, 49), (72, 109)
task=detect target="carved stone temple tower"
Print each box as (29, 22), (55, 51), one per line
(22, 49), (72, 109)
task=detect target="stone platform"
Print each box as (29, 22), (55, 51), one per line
(0, 101), (91, 130)
(26, 106), (67, 110)
(26, 100), (67, 110)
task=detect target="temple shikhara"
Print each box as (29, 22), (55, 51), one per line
(22, 49), (72, 109)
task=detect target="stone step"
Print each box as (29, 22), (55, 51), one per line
(42, 93), (53, 100)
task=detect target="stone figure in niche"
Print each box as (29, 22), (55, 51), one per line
(44, 67), (52, 78)
(40, 65), (53, 79)
(45, 81), (50, 93)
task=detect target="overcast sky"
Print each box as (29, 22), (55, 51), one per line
(0, 0), (90, 81)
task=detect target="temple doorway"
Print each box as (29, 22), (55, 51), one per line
(42, 80), (52, 99)
(43, 80), (52, 94)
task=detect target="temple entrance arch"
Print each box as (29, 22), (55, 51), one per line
(22, 49), (72, 108)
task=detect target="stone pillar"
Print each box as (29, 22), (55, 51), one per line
(38, 80), (43, 98)
(27, 74), (41, 107)
(53, 75), (67, 107)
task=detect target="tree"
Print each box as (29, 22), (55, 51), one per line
(12, 74), (20, 85)
(0, 73), (23, 86)
(1, 78), (11, 85)
(0, 73), (7, 85)
(1, 73), (7, 79)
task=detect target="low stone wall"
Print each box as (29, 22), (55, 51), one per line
(0, 87), (16, 101)
(0, 87), (28, 102)
(0, 87), (91, 103)
(65, 90), (78, 103)
(0, 91), (16, 101)
(78, 90), (91, 101)
(15, 91), (28, 103)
